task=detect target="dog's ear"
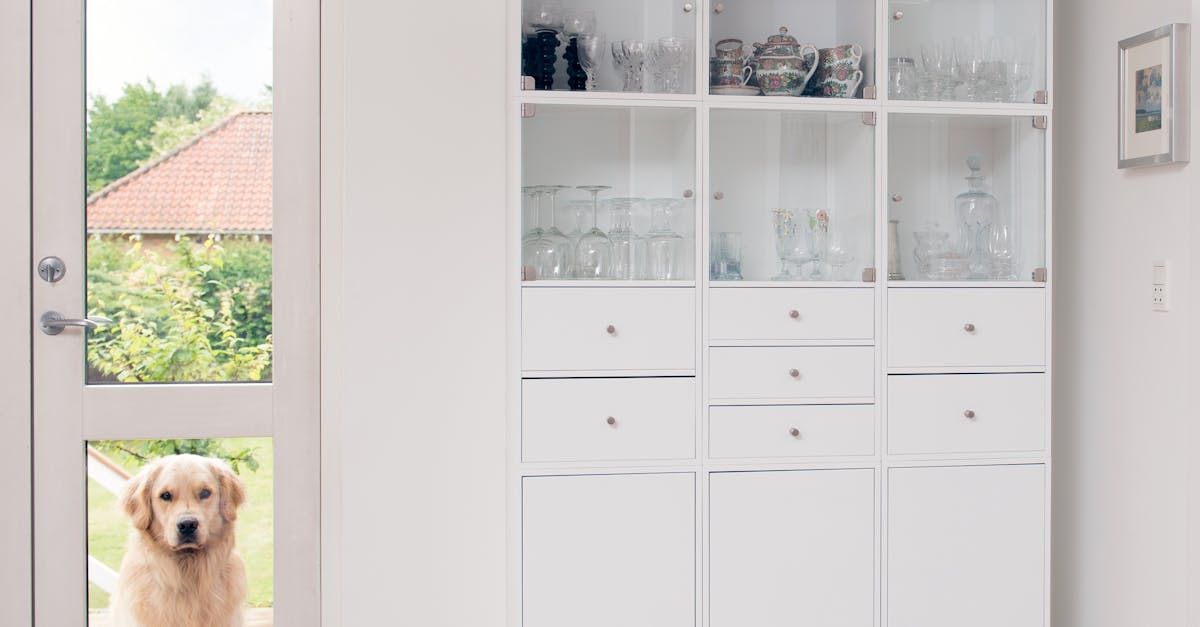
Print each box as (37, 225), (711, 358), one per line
(121, 460), (162, 531)
(212, 459), (246, 523)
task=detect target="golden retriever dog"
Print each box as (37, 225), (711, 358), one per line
(112, 454), (248, 627)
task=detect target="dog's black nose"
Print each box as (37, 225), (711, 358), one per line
(177, 517), (199, 537)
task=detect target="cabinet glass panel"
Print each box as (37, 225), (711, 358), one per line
(521, 105), (697, 281)
(708, 0), (875, 98)
(521, 0), (697, 95)
(709, 109), (874, 283)
(887, 0), (1047, 103)
(888, 114), (1046, 282)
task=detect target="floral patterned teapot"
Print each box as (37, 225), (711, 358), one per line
(751, 27), (819, 96)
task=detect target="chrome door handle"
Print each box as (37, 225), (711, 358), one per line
(40, 311), (112, 335)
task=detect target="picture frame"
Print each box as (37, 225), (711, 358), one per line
(1118, 23), (1190, 169)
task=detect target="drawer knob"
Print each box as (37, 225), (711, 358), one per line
(606, 324), (617, 335)
(788, 309), (801, 320)
(788, 368), (801, 379)
(789, 427), (801, 438)
(963, 323), (976, 333)
(963, 409), (977, 419)
(606, 416), (618, 427)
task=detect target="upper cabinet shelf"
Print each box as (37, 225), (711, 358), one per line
(887, 0), (1048, 105)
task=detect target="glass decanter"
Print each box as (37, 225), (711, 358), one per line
(953, 154), (997, 279)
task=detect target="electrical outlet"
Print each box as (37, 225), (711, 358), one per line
(1152, 260), (1170, 312)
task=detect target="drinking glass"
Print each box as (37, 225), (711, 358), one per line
(647, 37), (691, 94)
(540, 186), (573, 278)
(1004, 39), (1035, 102)
(611, 39), (647, 92)
(563, 199), (592, 247)
(542, 185), (573, 242)
(956, 37), (989, 101)
(606, 197), (644, 280)
(521, 185), (544, 245)
(920, 42), (957, 100)
(889, 57), (920, 100)
(986, 223), (1018, 279)
(804, 209), (830, 280)
(824, 212), (857, 281)
(562, 8), (595, 37)
(575, 185), (613, 279)
(645, 198), (687, 280)
(522, 186), (570, 279)
(527, 1), (564, 33)
(577, 33), (607, 91)
(711, 232), (743, 281)
(770, 208), (805, 280)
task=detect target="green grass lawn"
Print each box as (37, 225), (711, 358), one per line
(88, 437), (274, 609)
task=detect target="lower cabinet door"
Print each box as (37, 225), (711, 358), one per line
(888, 465), (1046, 627)
(522, 473), (696, 627)
(709, 469), (875, 627)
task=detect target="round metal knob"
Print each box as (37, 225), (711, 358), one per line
(789, 428), (801, 438)
(788, 309), (801, 320)
(713, 191), (725, 200)
(713, 2), (725, 13)
(892, 9), (904, 20)
(683, 2), (694, 13)
(606, 324), (617, 335)
(963, 323), (976, 333)
(891, 193), (903, 202)
(963, 410), (977, 419)
(606, 416), (618, 426)
(789, 368), (801, 379)
(683, 189), (694, 198)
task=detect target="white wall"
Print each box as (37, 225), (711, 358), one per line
(323, 0), (509, 624)
(1053, 2), (1200, 626)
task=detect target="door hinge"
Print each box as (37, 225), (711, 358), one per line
(1032, 267), (1048, 283)
(521, 75), (536, 91)
(862, 267), (877, 283)
(862, 85), (877, 100)
(522, 266), (537, 281)
(1032, 115), (1048, 130)
(521, 103), (537, 119)
(1034, 90), (1049, 104)
(862, 111), (877, 126)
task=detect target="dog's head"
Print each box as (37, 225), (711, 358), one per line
(120, 454), (246, 553)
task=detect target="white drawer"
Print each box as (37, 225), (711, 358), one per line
(888, 374), (1046, 455)
(708, 347), (875, 403)
(522, 378), (695, 463)
(709, 405), (874, 459)
(522, 288), (696, 373)
(888, 288), (1046, 370)
(709, 287), (874, 343)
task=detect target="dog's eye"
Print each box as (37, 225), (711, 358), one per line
(160, 491), (172, 502)
(198, 489), (212, 500)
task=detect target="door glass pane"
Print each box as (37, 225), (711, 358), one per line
(888, 114), (1046, 282)
(709, 0), (876, 98)
(521, 0), (697, 95)
(87, 438), (274, 625)
(521, 105), (697, 281)
(887, 0), (1047, 103)
(710, 109), (875, 282)
(86, 0), (273, 383)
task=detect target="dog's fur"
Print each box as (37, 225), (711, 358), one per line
(111, 454), (248, 627)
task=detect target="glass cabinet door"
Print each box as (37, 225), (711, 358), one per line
(888, 114), (1046, 282)
(887, 0), (1047, 104)
(709, 109), (875, 283)
(521, 104), (697, 281)
(521, 0), (697, 95)
(708, 0), (875, 98)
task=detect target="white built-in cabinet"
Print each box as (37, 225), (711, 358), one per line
(510, 0), (1052, 625)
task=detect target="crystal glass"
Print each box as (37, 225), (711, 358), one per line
(577, 33), (607, 91)
(606, 197), (644, 280)
(889, 57), (920, 100)
(912, 225), (951, 280)
(522, 185), (571, 279)
(563, 199), (592, 247)
(770, 208), (811, 280)
(920, 42), (957, 101)
(711, 232), (743, 281)
(645, 198), (688, 280)
(803, 209), (829, 280)
(522, 185), (545, 245)
(956, 37), (990, 102)
(1004, 38), (1035, 102)
(562, 8), (595, 37)
(527, 1), (563, 33)
(822, 211), (857, 281)
(648, 37), (691, 94)
(953, 154), (998, 278)
(612, 39), (647, 93)
(574, 185), (613, 279)
(986, 223), (1018, 279)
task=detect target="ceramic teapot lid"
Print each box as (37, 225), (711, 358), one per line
(764, 27), (798, 46)
(755, 27), (803, 56)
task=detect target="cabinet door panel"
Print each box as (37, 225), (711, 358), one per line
(888, 465), (1045, 627)
(523, 473), (695, 627)
(709, 469), (875, 627)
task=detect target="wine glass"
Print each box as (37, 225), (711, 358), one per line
(804, 209), (830, 280)
(823, 211), (857, 281)
(521, 185), (545, 245)
(770, 208), (800, 280)
(611, 39), (647, 92)
(538, 186), (573, 279)
(645, 198), (688, 280)
(527, 1), (563, 33)
(563, 199), (592, 247)
(542, 184), (573, 242)
(577, 33), (607, 91)
(956, 36), (989, 101)
(606, 197), (644, 280)
(920, 41), (957, 100)
(575, 185), (613, 279)
(647, 37), (691, 94)
(562, 8), (595, 37)
(1004, 39), (1035, 102)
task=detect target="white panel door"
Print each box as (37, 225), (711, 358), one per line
(523, 473), (696, 627)
(888, 465), (1046, 627)
(709, 469), (875, 627)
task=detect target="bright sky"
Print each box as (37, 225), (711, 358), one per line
(86, 0), (273, 104)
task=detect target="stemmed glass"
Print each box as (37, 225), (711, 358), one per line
(562, 8), (595, 37)
(804, 209), (830, 280)
(521, 185), (544, 245)
(563, 199), (592, 248)
(823, 211), (857, 281)
(521, 185), (571, 279)
(956, 37), (989, 101)
(645, 198), (688, 280)
(611, 40), (647, 92)
(920, 42), (957, 101)
(771, 208), (800, 280)
(542, 185), (573, 244)
(577, 34), (607, 91)
(527, 1), (563, 33)
(575, 185), (613, 279)
(1004, 39), (1035, 102)
(647, 37), (691, 94)
(606, 197), (644, 280)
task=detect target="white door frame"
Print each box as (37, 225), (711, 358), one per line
(30, 0), (321, 622)
(0, 0), (32, 623)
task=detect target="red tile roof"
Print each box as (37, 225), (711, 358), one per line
(87, 111), (272, 234)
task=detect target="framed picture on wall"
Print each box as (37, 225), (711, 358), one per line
(1118, 23), (1190, 168)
